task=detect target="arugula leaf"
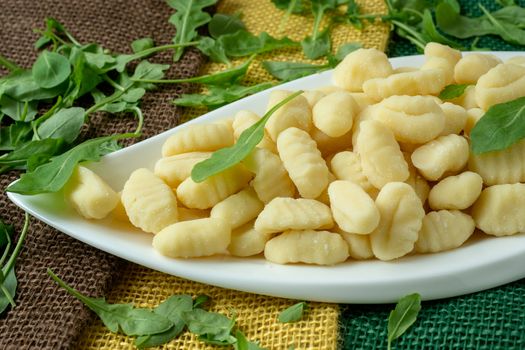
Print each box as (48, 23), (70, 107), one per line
(0, 122), (33, 151)
(197, 37), (231, 65)
(47, 269), (173, 336)
(0, 222), (13, 251)
(387, 293), (421, 350)
(36, 107), (85, 144)
(234, 330), (267, 350)
(0, 267), (16, 315)
(173, 82), (274, 109)
(193, 294), (210, 309)
(1, 69), (66, 101)
(131, 38), (154, 53)
(470, 96), (525, 154)
(301, 29), (331, 59)
(167, 0), (217, 61)
(438, 84), (470, 100)
(135, 295), (193, 349)
(263, 61), (329, 81)
(0, 95), (38, 122)
(0, 139), (64, 169)
(183, 308), (237, 345)
(332, 42), (362, 61)
(6, 134), (129, 195)
(420, 9), (463, 49)
(32, 51), (72, 89)
(220, 31), (298, 57)
(132, 55), (255, 86)
(209, 13), (246, 39)
(278, 301), (308, 323)
(191, 90), (303, 182)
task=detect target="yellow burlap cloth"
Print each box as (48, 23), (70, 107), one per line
(76, 1), (389, 349)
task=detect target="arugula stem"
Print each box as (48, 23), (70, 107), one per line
(278, 0), (298, 36)
(130, 106), (144, 136)
(0, 285), (15, 307)
(86, 90), (125, 115)
(311, 11), (324, 40)
(0, 54), (20, 71)
(31, 96), (63, 130)
(102, 74), (125, 92)
(391, 20), (426, 49)
(124, 42), (199, 63)
(387, 340), (392, 350)
(1, 213), (30, 279)
(0, 231), (12, 267)
(47, 268), (94, 306)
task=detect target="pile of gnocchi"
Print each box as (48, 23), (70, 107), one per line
(63, 42), (525, 265)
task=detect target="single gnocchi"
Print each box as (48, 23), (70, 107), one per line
(277, 127), (329, 199)
(228, 221), (273, 257)
(328, 180), (379, 234)
(336, 227), (374, 260)
(154, 152), (211, 187)
(370, 182), (425, 261)
(475, 63), (525, 110)
(428, 171), (483, 210)
(312, 91), (358, 137)
(415, 210), (475, 253)
(161, 123), (233, 157)
(264, 230), (349, 265)
(357, 120), (409, 189)
(121, 168), (178, 234)
(330, 151), (376, 195)
(265, 90), (312, 141)
(176, 164), (252, 209)
(210, 187), (264, 230)
(232, 110), (276, 152)
(411, 134), (469, 181)
(153, 218), (231, 258)
(242, 147), (295, 203)
(254, 197), (333, 234)
(454, 53), (501, 84)
(472, 184), (525, 236)
(64, 166), (119, 220)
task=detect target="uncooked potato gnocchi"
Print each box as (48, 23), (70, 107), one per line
(66, 42), (525, 267)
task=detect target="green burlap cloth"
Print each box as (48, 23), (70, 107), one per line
(340, 1), (525, 349)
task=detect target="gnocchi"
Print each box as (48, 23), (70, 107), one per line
(210, 187), (264, 230)
(265, 90), (312, 141)
(428, 171), (483, 210)
(312, 91), (358, 137)
(162, 123), (233, 157)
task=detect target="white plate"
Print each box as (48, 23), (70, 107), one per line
(8, 52), (525, 303)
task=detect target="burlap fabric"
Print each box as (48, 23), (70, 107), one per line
(77, 1), (389, 349)
(0, 1), (207, 349)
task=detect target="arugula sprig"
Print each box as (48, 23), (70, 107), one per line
(0, 213), (30, 314)
(387, 293), (422, 350)
(48, 269), (266, 349)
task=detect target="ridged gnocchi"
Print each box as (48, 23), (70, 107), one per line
(428, 171), (483, 210)
(415, 210), (475, 253)
(264, 230), (349, 265)
(231, 110), (276, 152)
(277, 127), (329, 199)
(228, 221), (273, 257)
(254, 197), (333, 234)
(312, 91), (358, 137)
(152, 218), (230, 258)
(370, 182), (425, 261)
(161, 123), (234, 157)
(265, 90), (312, 141)
(121, 168), (178, 234)
(154, 152), (211, 187)
(357, 120), (409, 188)
(330, 151), (376, 195)
(454, 53), (501, 84)
(210, 187), (264, 230)
(475, 63), (525, 110)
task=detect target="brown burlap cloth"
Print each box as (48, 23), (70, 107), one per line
(0, 1), (207, 349)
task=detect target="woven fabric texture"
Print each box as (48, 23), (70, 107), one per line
(0, 1), (206, 349)
(76, 1), (390, 349)
(343, 0), (525, 349)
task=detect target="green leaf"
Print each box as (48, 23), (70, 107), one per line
(387, 293), (421, 349)
(197, 37), (231, 64)
(263, 61), (329, 81)
(0, 70), (66, 101)
(234, 330), (267, 350)
(0, 95), (38, 122)
(6, 135), (126, 195)
(131, 38), (155, 53)
(37, 107), (85, 144)
(0, 267), (17, 315)
(470, 96), (525, 154)
(131, 61), (170, 89)
(220, 31), (298, 57)
(135, 294), (193, 349)
(278, 302), (307, 323)
(209, 13), (246, 39)
(47, 269), (173, 336)
(333, 42), (362, 62)
(0, 139), (64, 169)
(0, 122), (33, 151)
(271, 0), (305, 13)
(32, 51), (72, 89)
(167, 0), (217, 61)
(438, 84), (470, 100)
(191, 90), (303, 182)
(173, 82), (274, 109)
(0, 221), (13, 251)
(183, 308), (237, 345)
(420, 9), (463, 49)
(193, 294), (210, 309)
(301, 29), (331, 59)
